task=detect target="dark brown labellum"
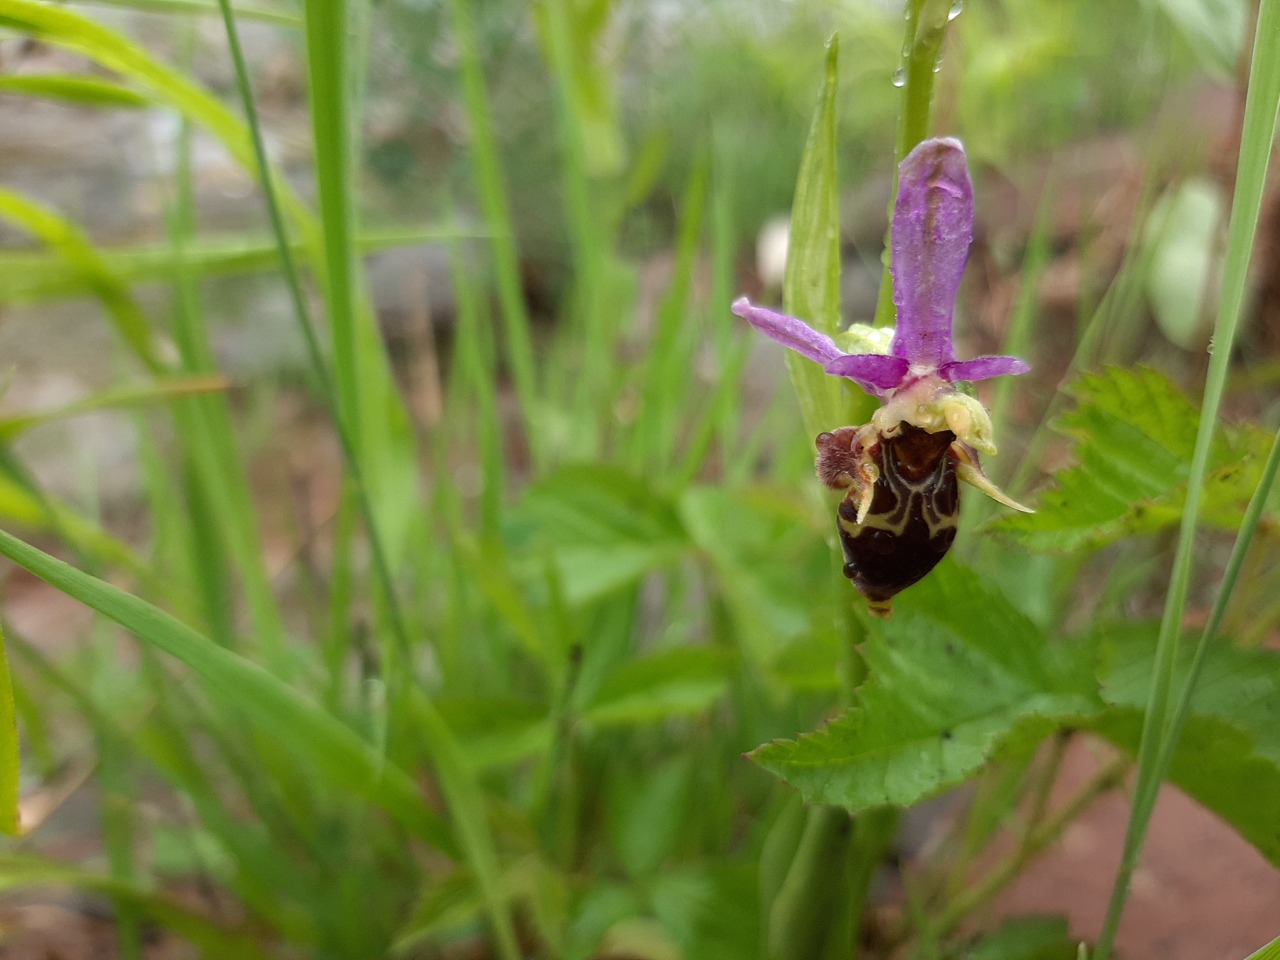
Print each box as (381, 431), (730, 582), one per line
(816, 423), (959, 617)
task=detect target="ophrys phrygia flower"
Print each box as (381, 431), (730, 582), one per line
(734, 138), (1032, 618)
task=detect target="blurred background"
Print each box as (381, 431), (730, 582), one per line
(0, 0), (1277, 957)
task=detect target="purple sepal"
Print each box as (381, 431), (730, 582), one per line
(731, 297), (842, 367)
(890, 138), (973, 369)
(941, 356), (1032, 383)
(823, 353), (910, 394)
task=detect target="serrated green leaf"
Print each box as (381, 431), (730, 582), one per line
(582, 647), (733, 727)
(607, 756), (692, 878)
(998, 367), (1264, 551)
(679, 485), (826, 666)
(750, 563), (1100, 811)
(510, 465), (688, 604)
(961, 915), (1078, 960)
(649, 865), (765, 960)
(434, 696), (551, 770)
(1094, 626), (1280, 866)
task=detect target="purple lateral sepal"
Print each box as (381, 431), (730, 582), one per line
(890, 138), (972, 370)
(731, 297), (843, 367)
(941, 356), (1031, 383)
(824, 354), (910, 394)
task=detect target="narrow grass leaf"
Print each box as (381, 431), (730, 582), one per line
(0, 624), (18, 835)
(74, 0), (300, 26)
(0, 74), (148, 106)
(446, 0), (539, 456)
(0, 227), (467, 305)
(0, 529), (454, 851)
(0, 0), (312, 230)
(0, 467), (140, 572)
(409, 696), (522, 960)
(1241, 936), (1280, 960)
(0, 377), (228, 441)
(0, 189), (162, 370)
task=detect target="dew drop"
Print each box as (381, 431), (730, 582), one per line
(948, 0), (965, 20)
(892, 66), (906, 87)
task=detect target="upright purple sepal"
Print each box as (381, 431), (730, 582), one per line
(890, 138), (973, 369)
(823, 354), (910, 394)
(941, 356), (1032, 383)
(731, 297), (843, 367)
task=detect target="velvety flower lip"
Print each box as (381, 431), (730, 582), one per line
(731, 137), (1030, 399)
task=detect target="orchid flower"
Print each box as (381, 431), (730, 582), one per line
(733, 138), (1032, 615)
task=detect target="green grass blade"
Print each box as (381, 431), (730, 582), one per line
(0, 227), (470, 305)
(0, 377), (227, 441)
(0, 189), (162, 371)
(0, 528), (454, 851)
(1095, 1), (1280, 954)
(202, 18), (512, 958)
(0, 456), (142, 574)
(411, 696), (522, 960)
(447, 0), (540, 461)
(538, 0), (615, 459)
(0, 623), (18, 835)
(303, 0), (361, 432)
(165, 71), (291, 663)
(1241, 936), (1280, 960)
(0, 74), (149, 106)
(629, 149), (709, 473)
(75, 0), (300, 26)
(0, 0), (312, 230)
